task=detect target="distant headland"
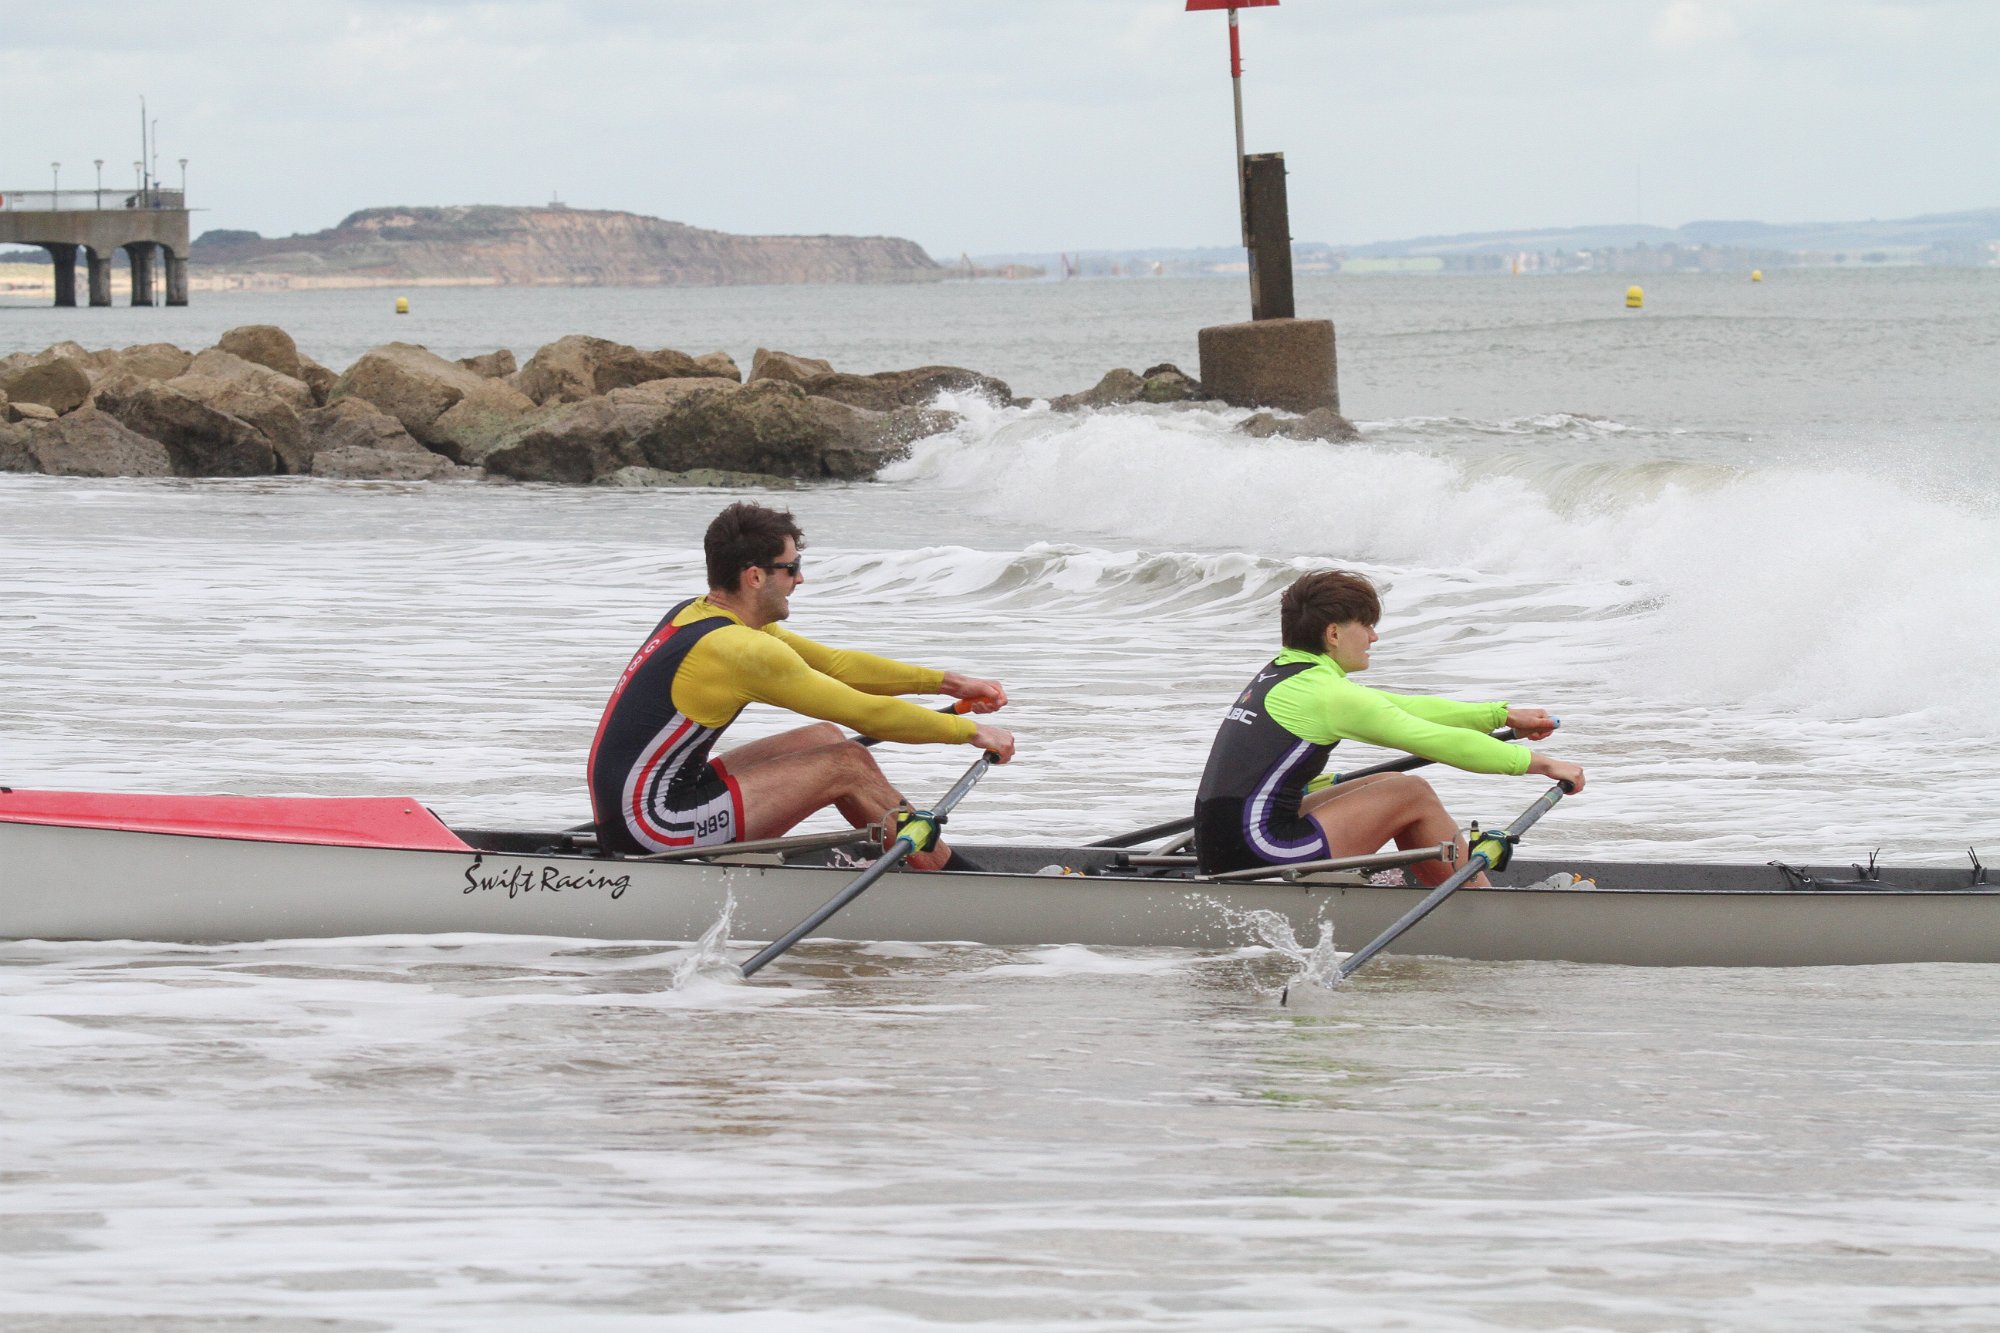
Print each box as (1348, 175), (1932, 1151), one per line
(183, 205), (947, 290)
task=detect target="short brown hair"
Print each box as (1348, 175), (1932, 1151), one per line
(1280, 570), (1381, 652)
(705, 502), (805, 592)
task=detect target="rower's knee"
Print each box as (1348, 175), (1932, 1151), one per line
(799, 722), (846, 748)
(1381, 773), (1442, 805)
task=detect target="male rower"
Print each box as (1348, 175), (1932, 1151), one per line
(1194, 570), (1584, 884)
(588, 501), (1013, 870)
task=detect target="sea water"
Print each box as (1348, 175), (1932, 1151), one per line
(4, 271), (2000, 1328)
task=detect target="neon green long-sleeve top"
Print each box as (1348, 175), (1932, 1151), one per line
(1262, 648), (1528, 775)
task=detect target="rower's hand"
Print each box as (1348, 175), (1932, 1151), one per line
(1505, 707), (1559, 741)
(940, 672), (1007, 714)
(970, 723), (1015, 764)
(1529, 754), (1585, 793)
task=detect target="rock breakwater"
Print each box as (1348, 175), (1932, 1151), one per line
(0, 326), (1017, 486)
(0, 330), (1357, 485)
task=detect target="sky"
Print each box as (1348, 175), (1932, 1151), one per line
(4, 1), (1995, 257)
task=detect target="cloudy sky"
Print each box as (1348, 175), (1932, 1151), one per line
(6, 1), (1994, 255)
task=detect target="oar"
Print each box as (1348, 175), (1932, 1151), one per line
(1088, 723), (1541, 849)
(1325, 779), (1575, 985)
(854, 700), (976, 748)
(738, 752), (999, 978)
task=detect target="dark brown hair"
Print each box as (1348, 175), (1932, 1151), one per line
(1280, 570), (1381, 652)
(705, 502), (805, 592)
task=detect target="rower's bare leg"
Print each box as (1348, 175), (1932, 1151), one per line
(1301, 772), (1482, 887)
(719, 724), (959, 870)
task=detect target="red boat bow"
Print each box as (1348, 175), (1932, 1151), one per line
(0, 790), (472, 851)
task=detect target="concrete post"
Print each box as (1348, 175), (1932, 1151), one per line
(1198, 317), (1340, 414)
(127, 242), (155, 307)
(1245, 153), (1295, 322)
(45, 242), (79, 308)
(164, 252), (189, 307)
(86, 248), (113, 306)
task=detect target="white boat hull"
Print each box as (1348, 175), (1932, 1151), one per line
(4, 819), (1996, 966)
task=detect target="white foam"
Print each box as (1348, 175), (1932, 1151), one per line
(887, 404), (2000, 728)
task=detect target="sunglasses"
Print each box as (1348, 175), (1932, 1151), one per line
(756, 559), (804, 578)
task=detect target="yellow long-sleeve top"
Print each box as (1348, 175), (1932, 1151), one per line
(667, 598), (977, 744)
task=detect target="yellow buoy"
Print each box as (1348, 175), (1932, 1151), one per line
(395, 296), (410, 314)
(1751, 269), (1763, 282)
(1625, 285), (1644, 309)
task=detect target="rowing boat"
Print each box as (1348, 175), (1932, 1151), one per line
(2, 789), (1993, 965)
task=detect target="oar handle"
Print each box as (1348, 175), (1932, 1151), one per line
(855, 699), (976, 748)
(739, 752), (998, 977)
(1334, 780), (1573, 981)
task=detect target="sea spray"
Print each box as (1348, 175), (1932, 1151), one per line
(890, 406), (2000, 730)
(670, 892), (747, 988)
(1207, 898), (1348, 1001)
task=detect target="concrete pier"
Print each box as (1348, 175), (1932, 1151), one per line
(86, 249), (113, 306)
(128, 243), (156, 306)
(0, 190), (191, 307)
(44, 242), (79, 307)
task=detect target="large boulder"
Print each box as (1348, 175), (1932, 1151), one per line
(329, 342), (533, 448)
(299, 398), (472, 481)
(457, 349), (518, 379)
(0, 355), (92, 415)
(1137, 362), (1207, 404)
(0, 420), (34, 471)
(795, 364), (1015, 414)
(303, 397), (425, 455)
(302, 394), (474, 482)
(93, 379), (277, 476)
(16, 408), (174, 478)
(639, 379), (916, 481)
(297, 353), (338, 405)
(1049, 368), (1145, 412)
(184, 349), (315, 413)
(100, 343), (193, 383)
(1235, 406), (1360, 444)
(514, 335), (736, 405)
(425, 380), (545, 462)
(748, 348), (835, 386)
(694, 351), (742, 382)
(43, 340), (101, 367)
(214, 325), (303, 381)
(171, 357), (310, 472)
(605, 378), (741, 409)
(312, 446), (473, 482)
(468, 397), (665, 483)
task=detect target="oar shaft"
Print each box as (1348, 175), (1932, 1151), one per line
(739, 753), (997, 977)
(1335, 782), (1571, 981)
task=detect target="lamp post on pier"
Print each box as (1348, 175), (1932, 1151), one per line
(51, 162), (60, 199)
(178, 158), (188, 199)
(95, 159), (104, 210)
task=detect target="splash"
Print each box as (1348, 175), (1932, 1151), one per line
(669, 892), (747, 989)
(1207, 898), (1348, 1001)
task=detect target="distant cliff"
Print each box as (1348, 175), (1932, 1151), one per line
(189, 206), (946, 288)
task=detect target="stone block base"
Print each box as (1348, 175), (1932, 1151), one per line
(1197, 318), (1339, 415)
